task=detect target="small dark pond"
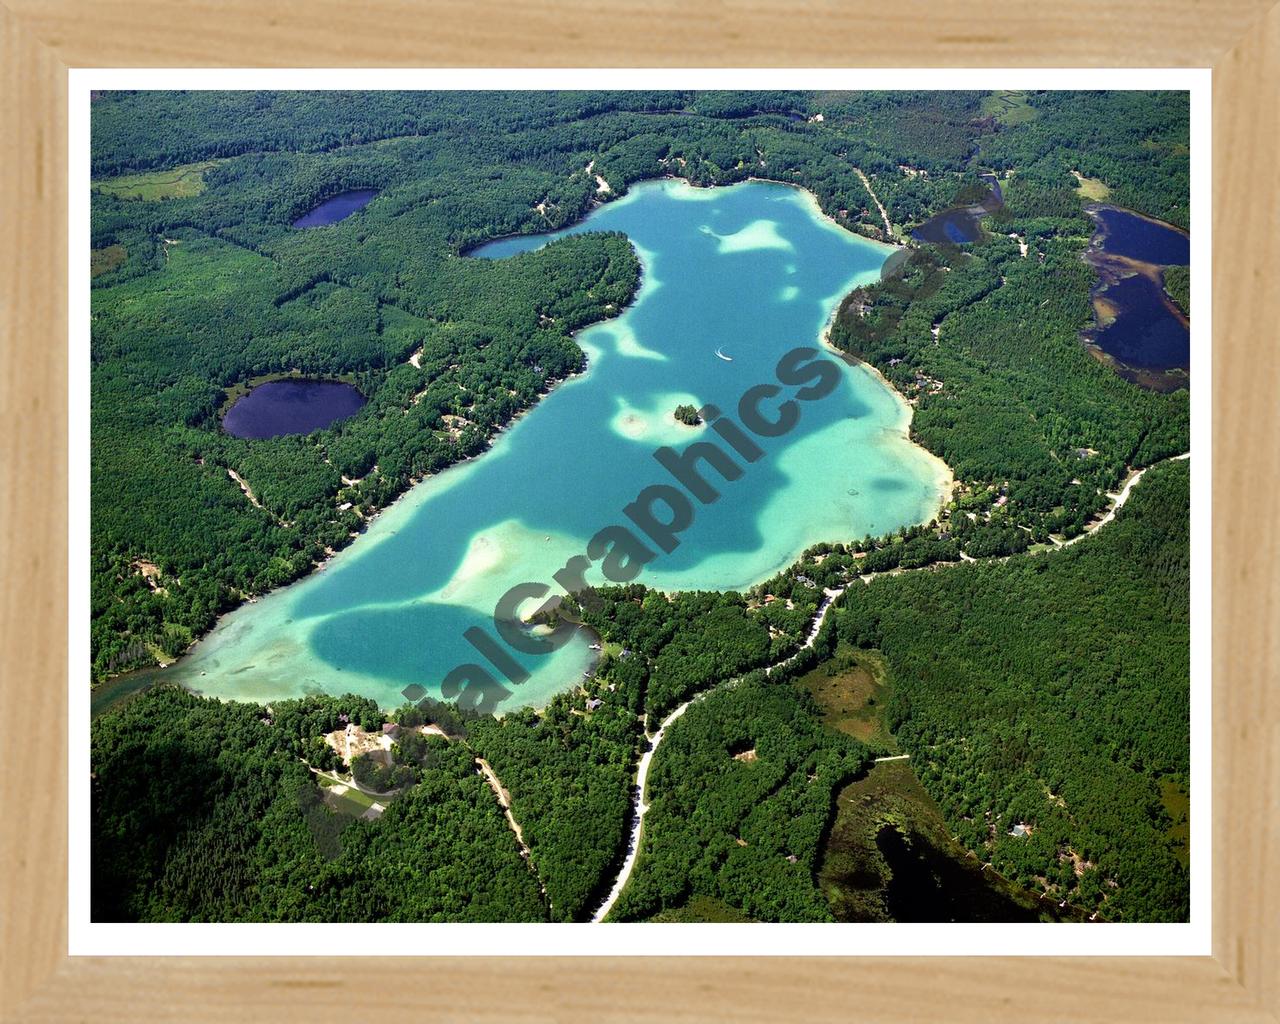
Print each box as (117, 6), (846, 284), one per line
(875, 824), (1048, 923)
(222, 379), (366, 439)
(1085, 205), (1190, 390)
(910, 174), (1004, 245)
(291, 189), (380, 228)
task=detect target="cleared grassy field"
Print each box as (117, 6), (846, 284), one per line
(90, 244), (127, 278)
(93, 159), (223, 200)
(1071, 170), (1112, 200)
(792, 642), (896, 748)
(981, 90), (1037, 126)
(319, 774), (386, 818)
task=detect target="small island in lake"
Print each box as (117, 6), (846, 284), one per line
(673, 403), (702, 426)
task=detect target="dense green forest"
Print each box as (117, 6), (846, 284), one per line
(978, 91), (1190, 229)
(465, 674), (643, 921)
(828, 104), (1189, 551)
(90, 89), (1187, 677)
(91, 689), (547, 921)
(1163, 265), (1191, 314)
(834, 460), (1190, 921)
(91, 90), (1191, 924)
(828, 236), (1188, 544)
(610, 674), (871, 922)
(573, 586), (788, 726)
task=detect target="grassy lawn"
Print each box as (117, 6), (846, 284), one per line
(1071, 170), (1112, 201)
(318, 774), (386, 817)
(91, 243), (127, 278)
(93, 159), (223, 200)
(981, 90), (1037, 126)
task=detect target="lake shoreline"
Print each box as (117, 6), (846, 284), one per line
(1084, 201), (1190, 238)
(96, 177), (951, 716)
(221, 377), (368, 439)
(820, 318), (956, 519)
(216, 368), (363, 423)
(461, 173), (901, 260)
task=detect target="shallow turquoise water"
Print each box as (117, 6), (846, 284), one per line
(170, 179), (949, 714)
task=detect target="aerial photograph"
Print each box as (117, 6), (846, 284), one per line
(88, 89), (1191, 925)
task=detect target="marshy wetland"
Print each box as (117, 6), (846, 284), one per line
(800, 645), (1086, 922)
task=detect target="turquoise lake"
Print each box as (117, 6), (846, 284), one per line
(169, 179), (950, 714)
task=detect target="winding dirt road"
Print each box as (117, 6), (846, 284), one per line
(590, 586), (847, 922)
(587, 453), (1189, 921)
(854, 168), (893, 238)
(589, 700), (695, 922)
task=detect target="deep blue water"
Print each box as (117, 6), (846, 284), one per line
(1092, 207), (1189, 265)
(291, 189), (380, 228)
(1087, 206), (1190, 381)
(1091, 275), (1188, 370)
(222, 379), (366, 439)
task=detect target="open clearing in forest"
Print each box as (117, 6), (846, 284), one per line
(793, 642), (896, 747)
(91, 244), (127, 277)
(1071, 170), (1112, 200)
(981, 90), (1037, 126)
(94, 159), (224, 200)
(318, 774), (387, 819)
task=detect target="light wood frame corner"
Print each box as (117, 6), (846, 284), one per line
(2, 2), (1277, 1019)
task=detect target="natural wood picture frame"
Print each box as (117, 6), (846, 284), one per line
(2, 2), (1276, 1020)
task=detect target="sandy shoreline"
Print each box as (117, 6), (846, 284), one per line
(97, 175), (949, 715)
(773, 176), (955, 512)
(819, 320), (957, 519)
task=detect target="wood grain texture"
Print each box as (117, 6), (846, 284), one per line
(1213, 4), (1280, 1014)
(2, 0), (1278, 67)
(0, 1), (68, 1016)
(7, 956), (1277, 1023)
(0, 0), (1276, 1020)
